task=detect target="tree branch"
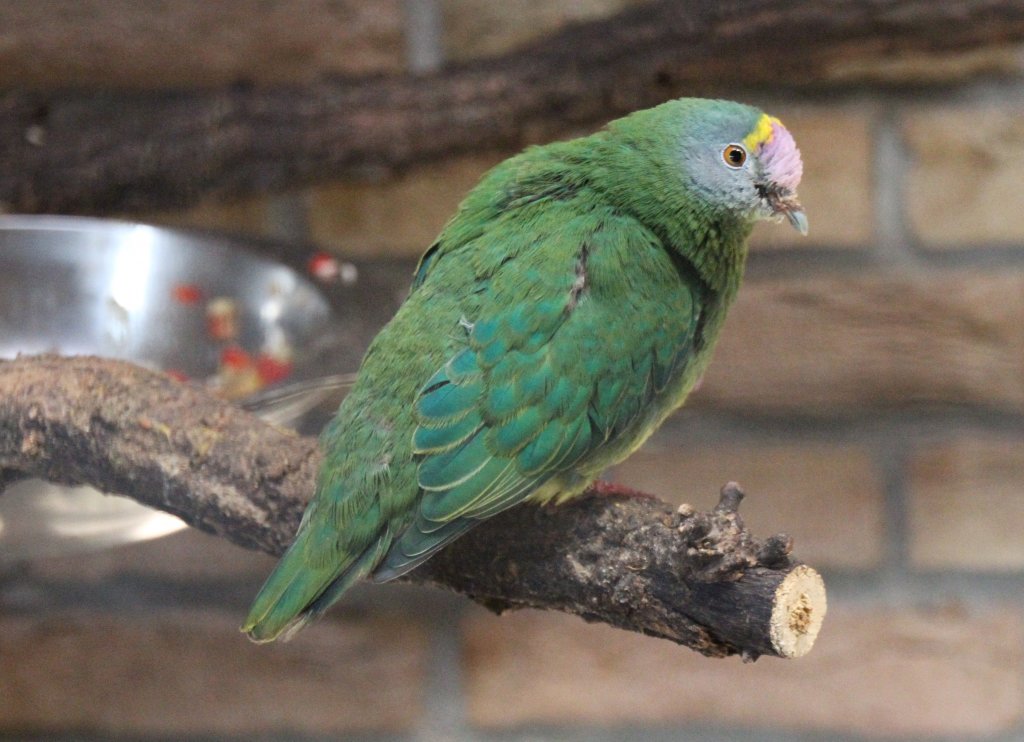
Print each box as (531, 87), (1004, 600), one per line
(1, 0), (1022, 213)
(0, 355), (825, 660)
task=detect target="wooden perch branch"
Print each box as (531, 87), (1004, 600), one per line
(0, 355), (825, 660)
(1, 0), (1023, 213)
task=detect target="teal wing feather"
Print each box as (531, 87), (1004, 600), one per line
(373, 210), (702, 580)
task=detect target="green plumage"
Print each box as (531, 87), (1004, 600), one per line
(243, 97), (805, 642)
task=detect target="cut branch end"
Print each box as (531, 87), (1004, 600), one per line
(769, 565), (827, 659)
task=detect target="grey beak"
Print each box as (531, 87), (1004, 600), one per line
(785, 207), (809, 236)
(767, 189), (809, 236)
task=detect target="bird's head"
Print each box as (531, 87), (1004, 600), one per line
(676, 102), (807, 236)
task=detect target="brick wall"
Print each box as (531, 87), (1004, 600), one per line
(4, 2), (1024, 741)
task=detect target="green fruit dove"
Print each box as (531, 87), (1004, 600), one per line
(243, 97), (806, 642)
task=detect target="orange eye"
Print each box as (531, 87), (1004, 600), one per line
(722, 144), (747, 168)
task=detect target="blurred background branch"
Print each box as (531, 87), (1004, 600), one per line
(2, 0), (1024, 214)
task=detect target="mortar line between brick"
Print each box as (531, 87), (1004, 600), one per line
(0, 727), (405, 742)
(6, 720), (1023, 742)
(917, 244), (1024, 269)
(473, 720), (1015, 742)
(827, 571), (1024, 607)
(872, 105), (918, 266)
(875, 434), (911, 580)
(658, 407), (1024, 447)
(266, 191), (311, 242)
(413, 597), (474, 742)
(404, 0), (444, 75)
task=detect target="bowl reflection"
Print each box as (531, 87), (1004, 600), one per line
(0, 215), (335, 564)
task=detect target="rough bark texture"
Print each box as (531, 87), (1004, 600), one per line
(0, 355), (824, 660)
(0, 355), (317, 555)
(1, 0), (1023, 213)
(416, 481), (810, 659)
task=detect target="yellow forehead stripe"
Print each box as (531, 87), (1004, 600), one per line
(742, 114), (781, 151)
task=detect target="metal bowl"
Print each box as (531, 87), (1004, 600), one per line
(0, 215), (335, 563)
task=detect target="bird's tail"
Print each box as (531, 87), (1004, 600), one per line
(241, 521), (385, 643)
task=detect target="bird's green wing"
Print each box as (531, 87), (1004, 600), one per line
(373, 211), (701, 580)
